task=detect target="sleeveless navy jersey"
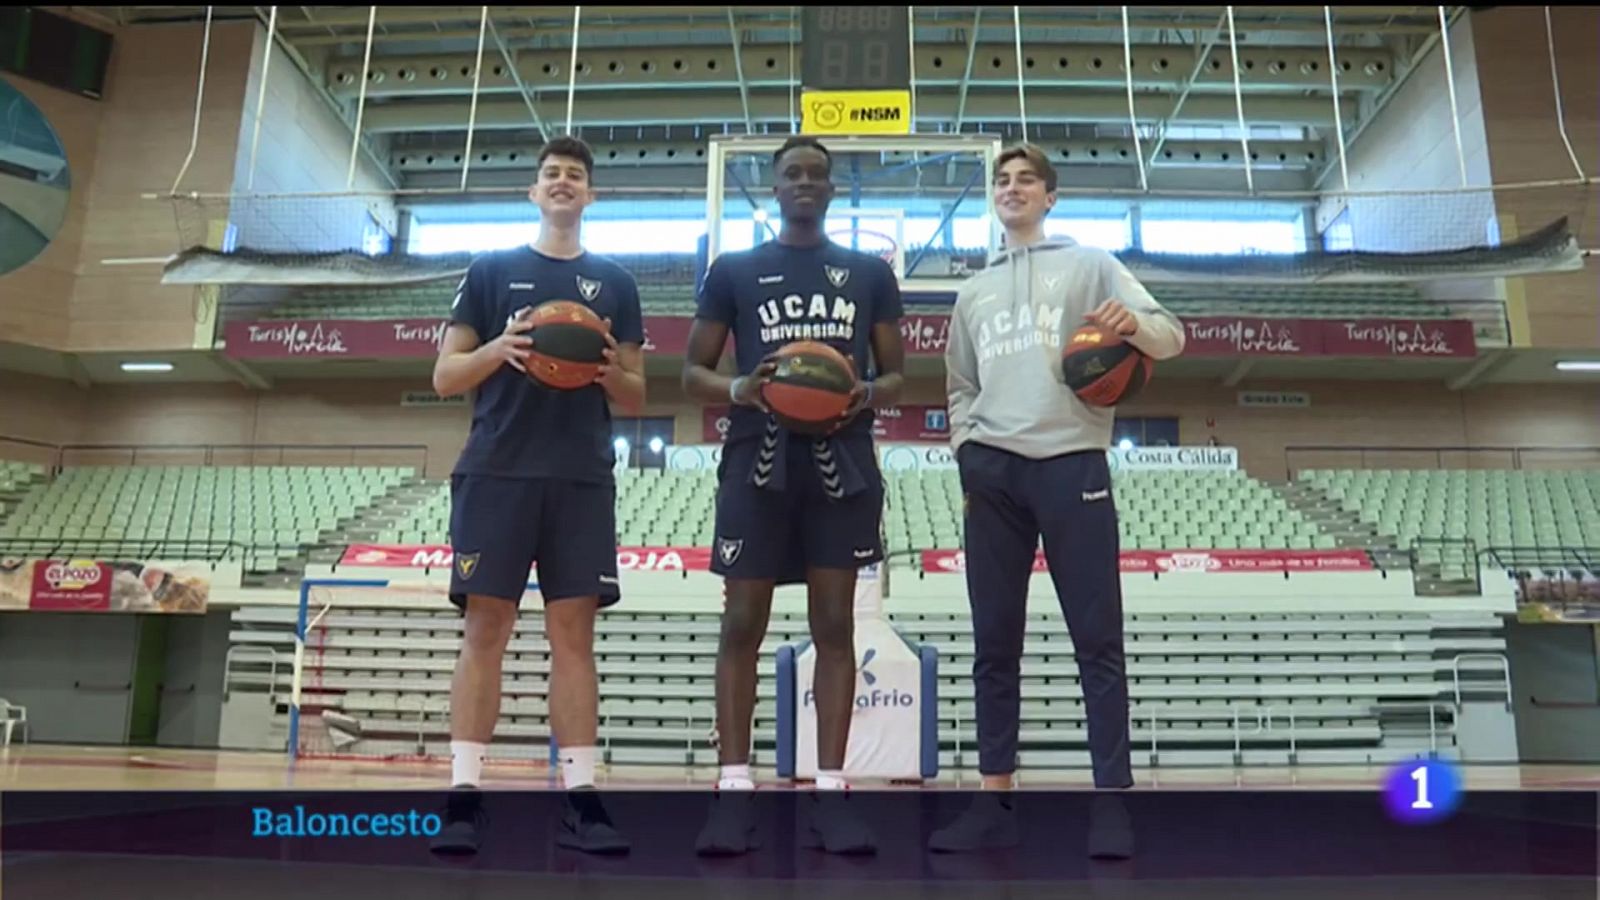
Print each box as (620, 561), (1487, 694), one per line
(448, 246), (643, 482)
(696, 240), (903, 443)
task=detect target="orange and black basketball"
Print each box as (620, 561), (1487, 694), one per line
(760, 341), (857, 434)
(1062, 324), (1152, 407)
(525, 300), (609, 390)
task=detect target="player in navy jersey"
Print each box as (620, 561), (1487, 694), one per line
(428, 136), (643, 857)
(682, 137), (906, 855)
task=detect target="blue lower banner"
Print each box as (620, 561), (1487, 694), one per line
(2, 789), (1596, 896)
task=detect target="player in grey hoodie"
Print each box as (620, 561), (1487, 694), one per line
(928, 144), (1185, 857)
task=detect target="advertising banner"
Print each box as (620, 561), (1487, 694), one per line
(919, 548), (1374, 575)
(0, 559), (211, 613)
(224, 314), (1476, 360)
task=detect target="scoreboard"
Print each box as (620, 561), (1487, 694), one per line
(798, 7), (913, 136)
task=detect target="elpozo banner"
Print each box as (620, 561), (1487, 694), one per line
(0, 559), (211, 613)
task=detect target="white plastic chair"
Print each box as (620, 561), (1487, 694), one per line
(0, 698), (27, 746)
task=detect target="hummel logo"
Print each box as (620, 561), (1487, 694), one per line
(509, 282), (535, 290)
(598, 575), (619, 585)
(1082, 489), (1110, 502)
(853, 548), (875, 560)
(758, 274), (784, 285)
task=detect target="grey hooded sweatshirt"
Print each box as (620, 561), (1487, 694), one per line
(945, 237), (1186, 459)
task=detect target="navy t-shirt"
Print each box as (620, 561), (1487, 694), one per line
(696, 239), (903, 443)
(449, 246), (644, 483)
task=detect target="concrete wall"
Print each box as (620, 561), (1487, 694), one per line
(3, 371), (1598, 481)
(229, 26), (395, 253)
(1473, 6), (1600, 351)
(1315, 14), (1498, 304)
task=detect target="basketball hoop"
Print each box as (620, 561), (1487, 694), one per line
(827, 227), (902, 275)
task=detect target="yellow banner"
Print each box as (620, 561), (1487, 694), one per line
(801, 90), (912, 136)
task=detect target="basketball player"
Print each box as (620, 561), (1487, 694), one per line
(429, 135), (645, 856)
(928, 144), (1184, 856)
(682, 136), (906, 855)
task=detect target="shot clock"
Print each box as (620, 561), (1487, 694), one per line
(798, 6), (914, 136)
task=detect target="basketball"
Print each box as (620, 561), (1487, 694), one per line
(760, 341), (857, 434)
(525, 300), (609, 390)
(1062, 324), (1153, 407)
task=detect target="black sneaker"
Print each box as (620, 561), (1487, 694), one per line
(1087, 793), (1134, 860)
(695, 790), (761, 857)
(802, 792), (877, 855)
(927, 793), (1020, 853)
(555, 788), (631, 855)
(429, 786), (487, 856)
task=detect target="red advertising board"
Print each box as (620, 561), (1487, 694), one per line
(28, 560), (113, 610)
(224, 314), (1475, 361)
(701, 404), (950, 442)
(338, 544), (1372, 576)
(222, 319), (448, 359)
(339, 544), (713, 573)
(919, 549), (1374, 575)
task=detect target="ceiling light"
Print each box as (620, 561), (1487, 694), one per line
(1555, 361), (1600, 372)
(120, 362), (174, 373)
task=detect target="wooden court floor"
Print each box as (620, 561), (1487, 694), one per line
(3, 747), (1598, 900)
(3, 745), (1600, 791)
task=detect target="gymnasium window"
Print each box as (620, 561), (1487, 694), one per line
(613, 417), (676, 470)
(1114, 417), (1180, 448)
(1322, 208), (1354, 252)
(1140, 216), (1304, 256)
(406, 202), (1306, 258)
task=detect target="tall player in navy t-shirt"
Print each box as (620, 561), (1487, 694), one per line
(428, 137), (643, 857)
(683, 137), (906, 855)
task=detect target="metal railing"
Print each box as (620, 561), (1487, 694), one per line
(1481, 545), (1600, 575)
(0, 537), (242, 564)
(1409, 537), (1481, 593)
(0, 435), (432, 477)
(1286, 444), (1600, 479)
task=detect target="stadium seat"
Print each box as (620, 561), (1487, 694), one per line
(1299, 468), (1600, 551)
(223, 602), (1507, 768)
(0, 465), (413, 574)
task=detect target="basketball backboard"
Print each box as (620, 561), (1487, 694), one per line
(703, 133), (1003, 304)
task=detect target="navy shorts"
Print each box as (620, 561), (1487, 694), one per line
(711, 435), (884, 584)
(448, 474), (621, 608)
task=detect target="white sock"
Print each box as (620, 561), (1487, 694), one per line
(815, 770), (848, 791)
(559, 745), (597, 789)
(717, 763), (754, 790)
(450, 740), (486, 787)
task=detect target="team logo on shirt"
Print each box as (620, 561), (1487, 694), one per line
(975, 303), (1066, 364)
(825, 265), (850, 288)
(577, 276), (602, 302)
(756, 293), (858, 343)
(456, 552), (480, 580)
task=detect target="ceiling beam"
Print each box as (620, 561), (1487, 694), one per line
(1144, 13), (1229, 170)
(392, 136), (1325, 173)
(360, 89), (1359, 133)
(1446, 349), (1509, 391)
(485, 18), (552, 142)
(251, 5), (398, 190)
(324, 42), (1395, 99)
(397, 157), (1314, 194)
(1222, 359), (1256, 387)
(1313, 10), (1462, 191)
